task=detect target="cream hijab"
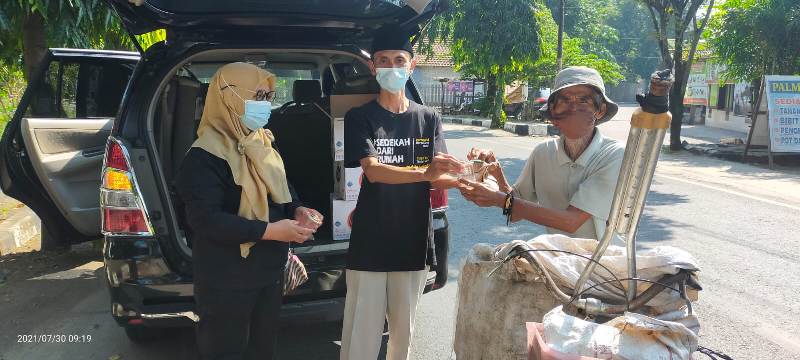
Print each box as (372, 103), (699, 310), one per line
(192, 62), (292, 258)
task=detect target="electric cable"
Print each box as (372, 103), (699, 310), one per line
(565, 276), (681, 311)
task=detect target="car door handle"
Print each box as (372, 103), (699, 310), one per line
(82, 147), (106, 157)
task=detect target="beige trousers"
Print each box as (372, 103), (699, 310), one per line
(339, 269), (428, 360)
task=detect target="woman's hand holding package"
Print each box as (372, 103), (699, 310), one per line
(295, 207), (324, 231)
(263, 219), (314, 243)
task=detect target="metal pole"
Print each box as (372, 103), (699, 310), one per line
(572, 110), (671, 303)
(622, 127), (667, 301)
(441, 82), (446, 113)
(556, 0), (565, 71)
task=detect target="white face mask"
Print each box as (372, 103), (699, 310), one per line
(375, 66), (410, 94)
(220, 75), (272, 131)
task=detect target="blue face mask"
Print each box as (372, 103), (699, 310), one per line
(242, 100), (272, 131)
(375, 67), (410, 94)
(221, 74), (273, 131)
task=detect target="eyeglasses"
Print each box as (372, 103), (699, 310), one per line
(553, 94), (598, 108)
(254, 89), (276, 102)
(221, 84), (276, 102)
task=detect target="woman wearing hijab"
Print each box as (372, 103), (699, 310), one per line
(175, 62), (323, 360)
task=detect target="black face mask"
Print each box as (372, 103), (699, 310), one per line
(550, 107), (598, 123)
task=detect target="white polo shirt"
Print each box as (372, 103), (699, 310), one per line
(512, 129), (624, 240)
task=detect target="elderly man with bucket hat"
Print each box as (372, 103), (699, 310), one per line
(459, 66), (628, 241)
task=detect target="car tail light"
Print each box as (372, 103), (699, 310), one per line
(103, 170), (133, 191)
(100, 137), (153, 236)
(105, 139), (129, 171)
(103, 208), (150, 233)
(430, 189), (448, 211)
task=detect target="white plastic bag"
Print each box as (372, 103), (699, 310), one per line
(542, 306), (699, 360)
(497, 235), (701, 333)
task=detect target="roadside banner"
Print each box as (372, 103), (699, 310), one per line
(764, 75), (800, 153)
(684, 62), (708, 106)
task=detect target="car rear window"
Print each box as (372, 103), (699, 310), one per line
(187, 63), (317, 108)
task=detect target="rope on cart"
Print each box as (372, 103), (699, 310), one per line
(495, 248), (628, 293)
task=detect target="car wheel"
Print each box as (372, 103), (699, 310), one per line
(124, 325), (160, 344)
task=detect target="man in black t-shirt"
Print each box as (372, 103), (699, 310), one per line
(339, 25), (464, 360)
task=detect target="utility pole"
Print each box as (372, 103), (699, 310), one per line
(556, 0), (565, 70)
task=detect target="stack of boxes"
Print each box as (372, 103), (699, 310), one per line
(332, 117), (359, 240)
(330, 94), (375, 240)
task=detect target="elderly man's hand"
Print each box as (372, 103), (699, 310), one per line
(467, 148), (497, 163)
(458, 178), (506, 208)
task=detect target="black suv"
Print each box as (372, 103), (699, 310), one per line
(0, 0), (450, 343)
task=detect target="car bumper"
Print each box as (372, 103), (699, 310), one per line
(105, 211), (449, 328)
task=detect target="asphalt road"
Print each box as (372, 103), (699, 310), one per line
(2, 108), (799, 359)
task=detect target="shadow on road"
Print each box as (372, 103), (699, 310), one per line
(633, 181), (689, 243)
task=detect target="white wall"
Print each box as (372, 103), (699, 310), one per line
(706, 109), (749, 132)
(706, 96), (770, 146)
(412, 66), (463, 106)
(412, 66), (460, 89)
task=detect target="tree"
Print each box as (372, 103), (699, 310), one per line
(528, 4), (624, 90)
(607, 0), (662, 82)
(544, 0), (621, 62)
(0, 1), (132, 80)
(708, 0), (800, 82)
(641, 0), (715, 150)
(420, 0), (541, 128)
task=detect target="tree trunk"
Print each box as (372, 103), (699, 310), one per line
(485, 72), (500, 126)
(669, 59), (689, 150)
(22, 12), (48, 81)
(669, 85), (685, 150)
(486, 70), (508, 128)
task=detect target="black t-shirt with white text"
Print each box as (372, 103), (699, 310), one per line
(344, 100), (447, 272)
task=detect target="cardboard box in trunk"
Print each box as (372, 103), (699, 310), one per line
(333, 119), (344, 161)
(332, 198), (357, 241)
(334, 161), (363, 201)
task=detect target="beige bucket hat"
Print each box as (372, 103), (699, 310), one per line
(540, 66), (619, 124)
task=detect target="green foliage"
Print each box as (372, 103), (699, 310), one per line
(607, 0), (662, 81)
(639, 0), (714, 150)
(497, 109), (508, 128)
(420, 0), (541, 126)
(428, 0), (541, 79)
(0, 0), (134, 68)
(543, 0), (620, 61)
(135, 29), (167, 52)
(543, 0), (657, 82)
(708, 0), (800, 81)
(528, 4), (624, 89)
(0, 1), (137, 136)
(0, 65), (26, 134)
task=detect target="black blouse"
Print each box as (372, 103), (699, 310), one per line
(175, 147), (301, 290)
